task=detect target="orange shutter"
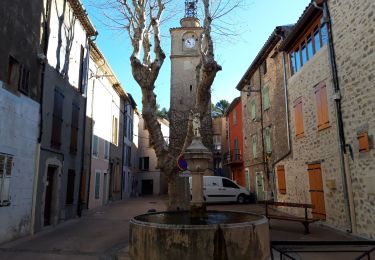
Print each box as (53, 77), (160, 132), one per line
(277, 165), (286, 194)
(294, 98), (304, 137)
(358, 133), (370, 152)
(315, 83), (330, 130)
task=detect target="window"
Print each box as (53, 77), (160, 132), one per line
(51, 88), (64, 149)
(92, 135), (99, 157)
(252, 135), (257, 159)
(307, 36), (313, 59)
(234, 139), (240, 160)
(358, 132), (370, 152)
(276, 165), (286, 194)
(66, 169), (75, 205)
(0, 154), (13, 206)
(7, 56), (21, 90)
(289, 15), (328, 75)
(315, 83), (330, 130)
(251, 97), (256, 121)
(263, 86), (270, 110)
(245, 169), (251, 191)
(70, 103), (80, 153)
(213, 135), (221, 150)
(94, 172), (100, 199)
(112, 116), (118, 145)
(129, 118), (133, 142)
(139, 157), (149, 171)
(6, 56), (30, 95)
(233, 110), (237, 125)
(264, 126), (272, 154)
(104, 140), (109, 160)
(294, 97), (304, 137)
(149, 136), (153, 147)
(78, 45), (85, 93)
(126, 145), (132, 166)
(222, 178), (239, 189)
(124, 116), (128, 138)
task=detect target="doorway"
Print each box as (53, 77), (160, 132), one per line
(307, 164), (326, 220)
(142, 179), (153, 195)
(44, 166), (56, 226)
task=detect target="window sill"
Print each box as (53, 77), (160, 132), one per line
(295, 134), (304, 139)
(318, 124), (331, 131)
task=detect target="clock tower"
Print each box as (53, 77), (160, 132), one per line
(169, 1), (212, 156)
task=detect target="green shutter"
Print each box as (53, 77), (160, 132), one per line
(252, 135), (257, 158)
(251, 98), (256, 120)
(263, 86), (270, 110)
(264, 127), (272, 153)
(245, 170), (251, 191)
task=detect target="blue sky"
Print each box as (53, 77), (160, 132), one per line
(82, 0), (310, 110)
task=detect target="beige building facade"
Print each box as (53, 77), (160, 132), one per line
(273, 0), (375, 239)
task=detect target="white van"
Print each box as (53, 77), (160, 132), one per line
(189, 176), (250, 203)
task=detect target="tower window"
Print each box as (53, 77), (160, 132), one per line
(190, 85), (192, 91)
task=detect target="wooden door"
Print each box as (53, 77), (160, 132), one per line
(307, 164), (326, 219)
(44, 166), (55, 226)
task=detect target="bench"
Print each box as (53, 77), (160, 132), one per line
(265, 201), (316, 234)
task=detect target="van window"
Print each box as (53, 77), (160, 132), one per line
(222, 179), (239, 189)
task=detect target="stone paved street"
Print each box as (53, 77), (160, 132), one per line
(0, 196), (367, 260)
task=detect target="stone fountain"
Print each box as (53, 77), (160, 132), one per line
(129, 114), (270, 260)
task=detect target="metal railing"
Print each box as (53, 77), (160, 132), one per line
(271, 240), (375, 260)
(224, 149), (242, 164)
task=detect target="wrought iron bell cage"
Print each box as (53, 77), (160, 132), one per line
(185, 0), (198, 18)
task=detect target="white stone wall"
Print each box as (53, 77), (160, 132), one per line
(137, 117), (169, 195)
(0, 83), (39, 243)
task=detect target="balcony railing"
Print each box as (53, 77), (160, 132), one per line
(224, 149), (243, 165)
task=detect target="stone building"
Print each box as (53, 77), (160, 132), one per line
(273, 0), (375, 238)
(326, 0), (375, 238)
(0, 0), (44, 243)
(224, 97), (246, 187)
(137, 117), (169, 195)
(84, 43), (127, 209)
(236, 26), (292, 201)
(212, 117), (230, 178)
(34, 0), (97, 231)
(122, 94), (138, 199)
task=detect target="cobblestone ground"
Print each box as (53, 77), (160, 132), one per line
(0, 196), (368, 260)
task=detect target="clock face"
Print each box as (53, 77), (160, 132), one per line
(184, 37), (196, 48)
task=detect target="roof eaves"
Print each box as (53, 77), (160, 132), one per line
(67, 0), (97, 37)
(225, 97), (241, 116)
(235, 25), (293, 91)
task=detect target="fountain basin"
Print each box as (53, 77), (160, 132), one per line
(129, 210), (270, 260)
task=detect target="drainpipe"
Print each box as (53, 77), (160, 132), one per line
(313, 0), (355, 233)
(120, 102), (126, 200)
(31, 0), (52, 235)
(258, 68), (269, 198)
(77, 33), (97, 217)
(271, 30), (292, 200)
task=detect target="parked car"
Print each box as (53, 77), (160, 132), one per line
(189, 176), (251, 203)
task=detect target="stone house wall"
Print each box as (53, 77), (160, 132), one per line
(275, 44), (348, 229)
(329, 0), (375, 239)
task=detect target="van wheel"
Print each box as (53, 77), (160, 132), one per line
(237, 194), (246, 204)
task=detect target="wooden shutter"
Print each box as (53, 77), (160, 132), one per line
(277, 165), (286, 194)
(92, 135), (98, 157)
(70, 103), (79, 153)
(358, 132), (370, 152)
(252, 135), (257, 159)
(294, 97), (304, 137)
(0, 154), (12, 205)
(51, 88), (64, 149)
(315, 83), (330, 130)
(263, 86), (270, 110)
(251, 98), (256, 120)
